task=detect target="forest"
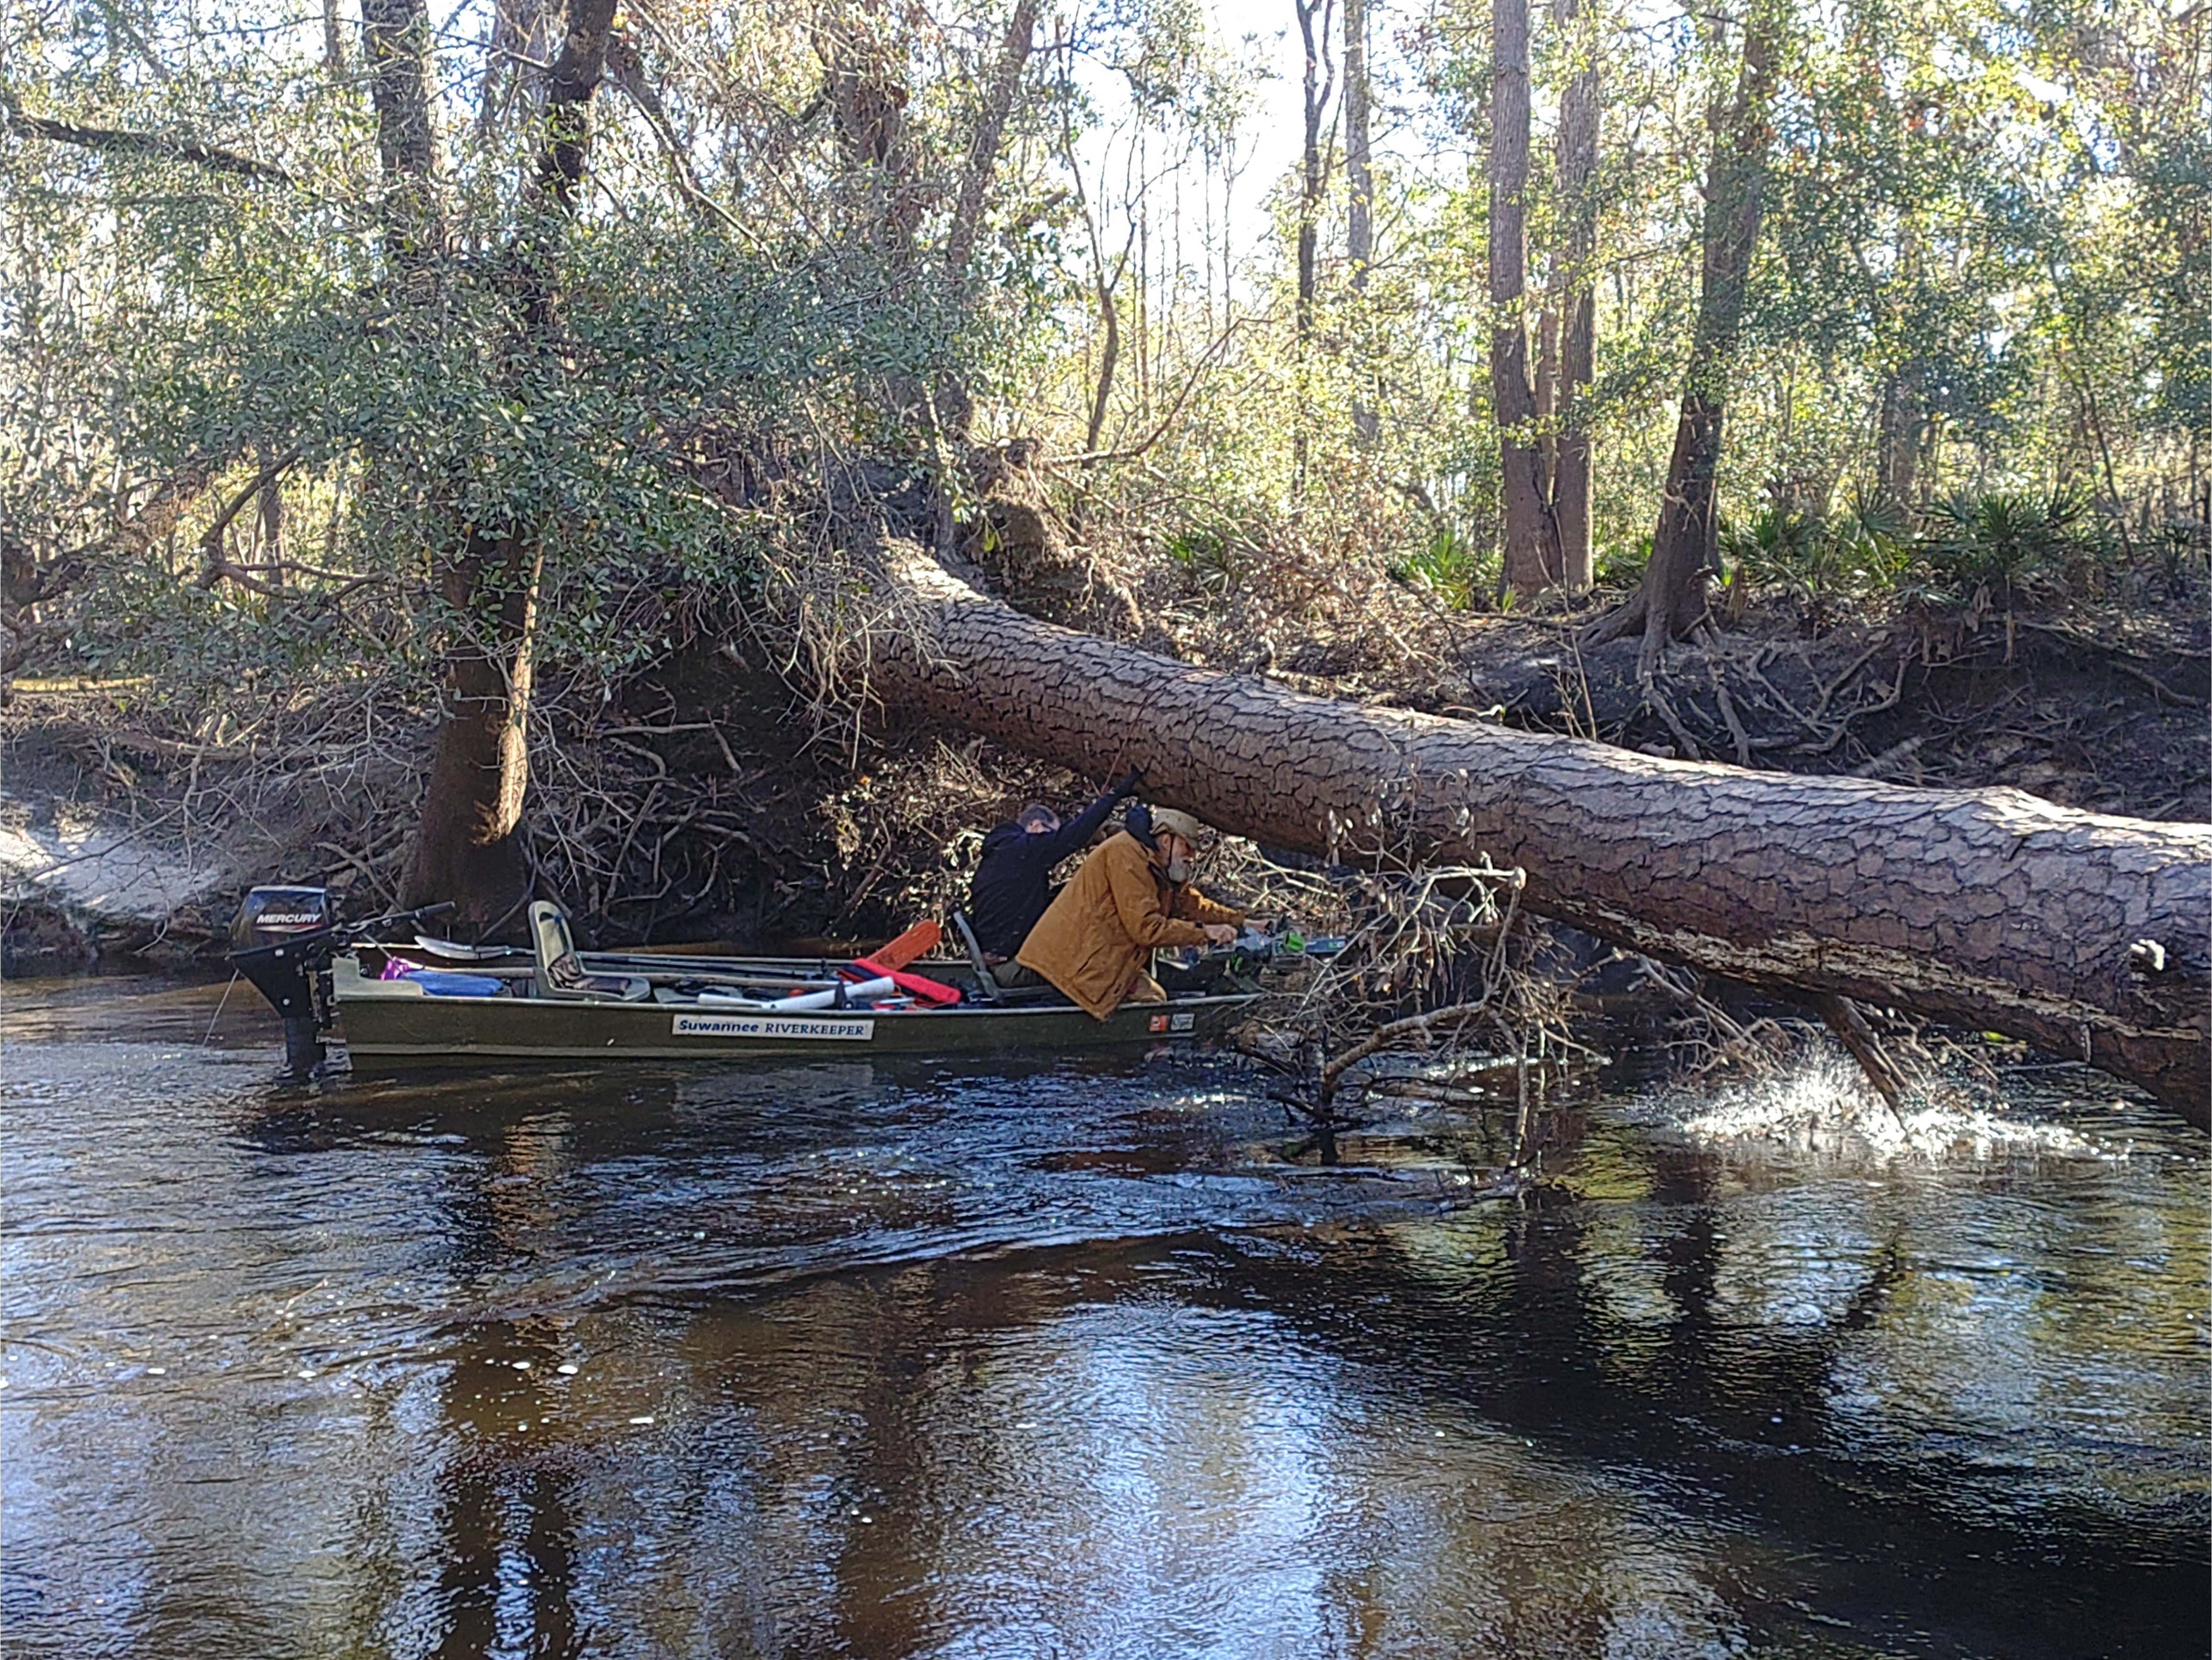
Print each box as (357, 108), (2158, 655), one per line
(3, 0), (2207, 1112)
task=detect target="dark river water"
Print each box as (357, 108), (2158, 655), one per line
(3, 976), (2205, 1659)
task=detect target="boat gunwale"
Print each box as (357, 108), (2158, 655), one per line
(331, 949), (1261, 1064)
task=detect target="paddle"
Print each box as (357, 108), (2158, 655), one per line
(844, 919), (961, 1005)
(413, 934), (525, 962)
(856, 919), (940, 973)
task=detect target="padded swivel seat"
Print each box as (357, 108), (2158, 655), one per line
(528, 902), (651, 1001)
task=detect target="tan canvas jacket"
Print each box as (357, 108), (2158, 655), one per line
(1015, 830), (1244, 1019)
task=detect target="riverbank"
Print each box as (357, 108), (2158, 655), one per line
(5, 580), (2203, 977)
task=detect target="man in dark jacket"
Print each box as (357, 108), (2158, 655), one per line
(968, 768), (1142, 963)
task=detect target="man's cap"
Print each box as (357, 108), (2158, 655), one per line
(1147, 807), (1207, 842)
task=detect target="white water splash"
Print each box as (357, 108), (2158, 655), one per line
(1653, 1050), (2120, 1165)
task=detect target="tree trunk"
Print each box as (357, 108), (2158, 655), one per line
(939, 0), (1040, 438)
(394, 0), (621, 933)
(360, 0), (444, 270)
(400, 536), (543, 922)
(945, 0), (1039, 282)
(1293, 0), (1334, 491)
(322, 0), (347, 77)
(1877, 361), (1923, 508)
(1293, 0), (1333, 348)
(865, 535), (2210, 1124)
(1490, 0), (1565, 601)
(1586, 0), (1778, 661)
(1055, 78), (1128, 459)
(1086, 267), (1122, 457)
(1554, 281), (1596, 590)
(1345, 0), (1377, 444)
(1551, 0), (1599, 590)
(1875, 221), (1925, 510)
(1536, 298), (1559, 489)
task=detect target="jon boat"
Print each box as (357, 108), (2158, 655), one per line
(228, 887), (1260, 1073)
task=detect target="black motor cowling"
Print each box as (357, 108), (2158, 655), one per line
(229, 886), (336, 1077)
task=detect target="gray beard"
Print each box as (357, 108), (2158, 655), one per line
(1164, 858), (1191, 884)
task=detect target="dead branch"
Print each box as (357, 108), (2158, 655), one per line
(197, 452), (303, 590)
(1320, 992), (1503, 1094)
(3, 90), (294, 182)
(1811, 991), (1908, 1124)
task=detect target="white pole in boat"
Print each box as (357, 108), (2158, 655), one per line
(765, 976), (894, 1013)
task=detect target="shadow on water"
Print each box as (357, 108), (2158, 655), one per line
(2, 976), (2205, 1658)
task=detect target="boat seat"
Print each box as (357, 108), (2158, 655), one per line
(528, 901), (650, 1002)
(950, 911), (1059, 1005)
(950, 911), (1006, 1002)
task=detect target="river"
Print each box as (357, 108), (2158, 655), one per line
(3, 975), (2205, 1658)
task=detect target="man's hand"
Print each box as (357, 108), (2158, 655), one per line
(1203, 923), (1237, 946)
(1114, 766), (1143, 797)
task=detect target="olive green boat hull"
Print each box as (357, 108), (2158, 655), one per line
(333, 956), (1258, 1070)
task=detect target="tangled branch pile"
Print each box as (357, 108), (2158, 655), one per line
(1223, 856), (1583, 1161)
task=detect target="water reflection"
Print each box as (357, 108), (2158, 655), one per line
(2, 987), (2204, 1659)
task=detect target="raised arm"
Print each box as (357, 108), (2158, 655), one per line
(1041, 768), (1141, 861)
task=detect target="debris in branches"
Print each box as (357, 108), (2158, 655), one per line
(1229, 858), (1581, 1179)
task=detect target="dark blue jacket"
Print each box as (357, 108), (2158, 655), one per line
(967, 786), (1126, 958)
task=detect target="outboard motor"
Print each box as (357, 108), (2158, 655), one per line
(229, 886), (336, 1077)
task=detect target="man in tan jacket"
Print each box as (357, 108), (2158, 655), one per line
(1015, 807), (1245, 1019)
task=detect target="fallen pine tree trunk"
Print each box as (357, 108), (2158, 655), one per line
(865, 537), (2211, 1125)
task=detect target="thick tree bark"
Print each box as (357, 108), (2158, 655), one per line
(867, 537), (2211, 1124)
(1550, 0), (1599, 590)
(400, 537), (543, 920)
(1587, 2), (1778, 661)
(1490, 0), (1565, 601)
